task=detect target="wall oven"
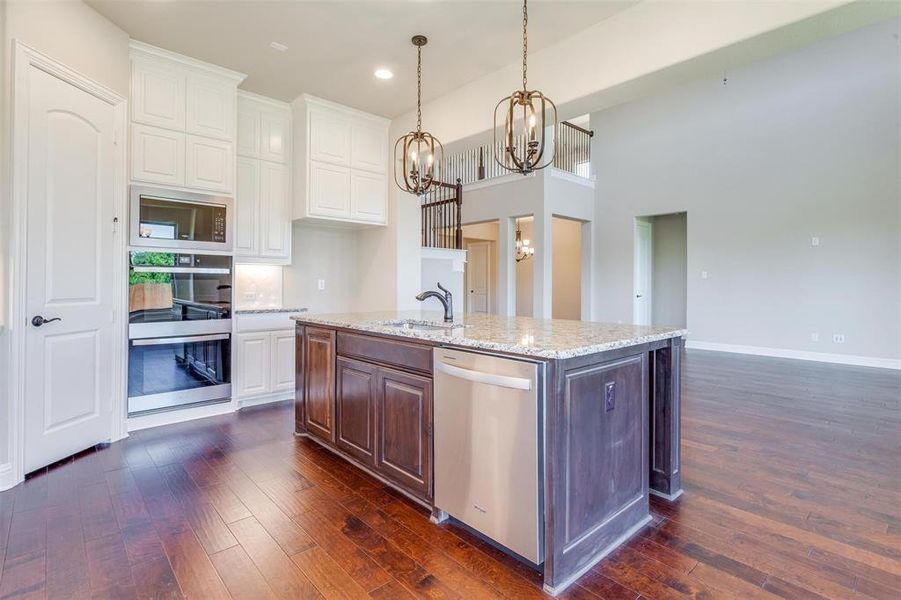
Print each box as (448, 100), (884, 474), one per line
(130, 185), (233, 253)
(128, 251), (232, 415)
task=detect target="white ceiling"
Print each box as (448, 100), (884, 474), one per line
(87, 0), (637, 118)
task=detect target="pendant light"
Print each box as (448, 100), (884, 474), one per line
(515, 218), (534, 262)
(494, 0), (557, 175)
(395, 35), (443, 195)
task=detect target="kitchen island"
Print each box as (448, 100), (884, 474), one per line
(292, 311), (686, 595)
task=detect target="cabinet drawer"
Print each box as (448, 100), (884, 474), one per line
(337, 332), (432, 375)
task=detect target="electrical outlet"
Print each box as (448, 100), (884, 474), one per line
(317, 279), (326, 291)
(810, 333), (819, 342)
(243, 292), (256, 301)
(701, 270), (708, 279)
(833, 334), (845, 344)
(811, 236), (820, 247)
(605, 382), (616, 412)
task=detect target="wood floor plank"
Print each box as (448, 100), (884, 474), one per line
(155, 523), (231, 600)
(227, 516), (322, 599)
(209, 545), (279, 600)
(291, 545), (371, 599)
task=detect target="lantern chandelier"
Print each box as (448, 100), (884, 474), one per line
(494, 0), (557, 175)
(515, 219), (534, 262)
(394, 35), (443, 196)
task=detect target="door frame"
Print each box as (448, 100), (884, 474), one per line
(633, 217), (653, 326)
(5, 41), (128, 490)
(464, 239), (493, 314)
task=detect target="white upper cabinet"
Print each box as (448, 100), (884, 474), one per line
(129, 41), (245, 194)
(235, 92), (292, 265)
(186, 135), (233, 193)
(186, 73), (235, 141)
(294, 95), (388, 226)
(235, 157), (260, 257)
(310, 106), (352, 166)
(237, 92), (291, 164)
(131, 124), (186, 186)
(352, 121), (388, 173)
(131, 58), (186, 130)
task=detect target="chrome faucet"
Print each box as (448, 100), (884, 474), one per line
(416, 282), (454, 323)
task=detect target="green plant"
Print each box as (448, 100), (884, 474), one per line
(129, 252), (174, 285)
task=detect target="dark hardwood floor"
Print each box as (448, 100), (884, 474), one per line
(0, 349), (898, 599)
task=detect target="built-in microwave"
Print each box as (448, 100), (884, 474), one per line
(130, 185), (233, 252)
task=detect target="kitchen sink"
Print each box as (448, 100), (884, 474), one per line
(381, 319), (464, 333)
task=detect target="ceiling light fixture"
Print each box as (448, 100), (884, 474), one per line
(374, 68), (394, 80)
(494, 0), (557, 175)
(515, 218), (535, 262)
(394, 35), (443, 196)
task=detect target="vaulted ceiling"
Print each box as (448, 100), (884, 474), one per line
(87, 0), (637, 117)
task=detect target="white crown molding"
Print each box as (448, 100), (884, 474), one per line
(129, 40), (247, 83)
(296, 93), (391, 125)
(547, 167), (596, 189)
(238, 89), (291, 111)
(686, 341), (901, 370)
(463, 172), (535, 192)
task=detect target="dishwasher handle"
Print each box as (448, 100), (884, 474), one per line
(435, 360), (532, 391)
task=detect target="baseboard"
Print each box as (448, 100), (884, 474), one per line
(0, 462), (19, 492)
(127, 401), (236, 432)
(236, 391), (293, 410)
(686, 341), (901, 370)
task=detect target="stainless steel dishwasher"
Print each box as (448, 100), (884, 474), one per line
(433, 347), (543, 564)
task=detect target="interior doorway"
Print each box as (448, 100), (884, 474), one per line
(551, 216), (582, 320)
(633, 213), (687, 328)
(462, 221), (499, 314)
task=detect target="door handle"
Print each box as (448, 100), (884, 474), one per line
(635, 294), (643, 298)
(32, 315), (61, 327)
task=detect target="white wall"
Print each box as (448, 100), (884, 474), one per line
(552, 217), (582, 320)
(515, 219), (534, 318)
(651, 213), (688, 329)
(0, 0), (130, 478)
(283, 223), (362, 314)
(592, 19), (900, 361)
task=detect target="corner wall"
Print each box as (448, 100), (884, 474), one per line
(591, 19), (901, 362)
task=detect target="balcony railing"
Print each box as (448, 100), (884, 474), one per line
(420, 179), (463, 250)
(442, 121), (593, 185)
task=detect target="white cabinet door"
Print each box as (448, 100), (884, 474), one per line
(310, 108), (351, 166)
(236, 103), (261, 158)
(235, 333), (271, 397)
(259, 161), (291, 260)
(351, 121), (387, 173)
(350, 170), (387, 223)
(131, 124), (186, 186)
(310, 161), (351, 218)
(131, 59), (185, 130)
(186, 73), (235, 141)
(186, 134), (233, 192)
(235, 157), (260, 257)
(260, 110), (290, 164)
(270, 330), (296, 393)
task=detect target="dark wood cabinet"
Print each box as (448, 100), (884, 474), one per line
(335, 357), (378, 466)
(376, 367), (433, 500)
(302, 326), (336, 443)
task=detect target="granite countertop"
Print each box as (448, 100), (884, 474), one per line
(290, 310), (687, 359)
(236, 307), (308, 315)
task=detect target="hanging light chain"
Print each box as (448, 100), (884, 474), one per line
(416, 43), (423, 132)
(522, 0), (528, 92)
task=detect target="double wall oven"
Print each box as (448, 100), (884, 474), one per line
(127, 187), (234, 416)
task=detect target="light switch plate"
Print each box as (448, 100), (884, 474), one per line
(317, 279), (325, 291)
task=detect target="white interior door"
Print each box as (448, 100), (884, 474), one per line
(23, 65), (118, 473)
(633, 219), (653, 326)
(466, 241), (492, 314)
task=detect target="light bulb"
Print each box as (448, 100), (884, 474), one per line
(523, 239), (530, 246)
(410, 149), (417, 161)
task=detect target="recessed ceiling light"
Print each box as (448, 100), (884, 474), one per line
(374, 68), (394, 80)
(269, 41), (288, 52)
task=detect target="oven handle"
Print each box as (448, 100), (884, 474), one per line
(132, 334), (230, 346)
(131, 266), (230, 274)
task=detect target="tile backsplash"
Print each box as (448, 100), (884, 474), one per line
(234, 264), (284, 309)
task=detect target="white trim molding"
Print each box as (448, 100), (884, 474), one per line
(421, 247), (468, 272)
(0, 463), (16, 492)
(686, 341), (901, 370)
(7, 41), (129, 489)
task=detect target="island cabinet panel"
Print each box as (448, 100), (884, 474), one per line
(335, 357), (378, 466)
(650, 338), (683, 497)
(336, 332), (432, 375)
(376, 367), (433, 500)
(544, 351), (649, 593)
(302, 327), (337, 443)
